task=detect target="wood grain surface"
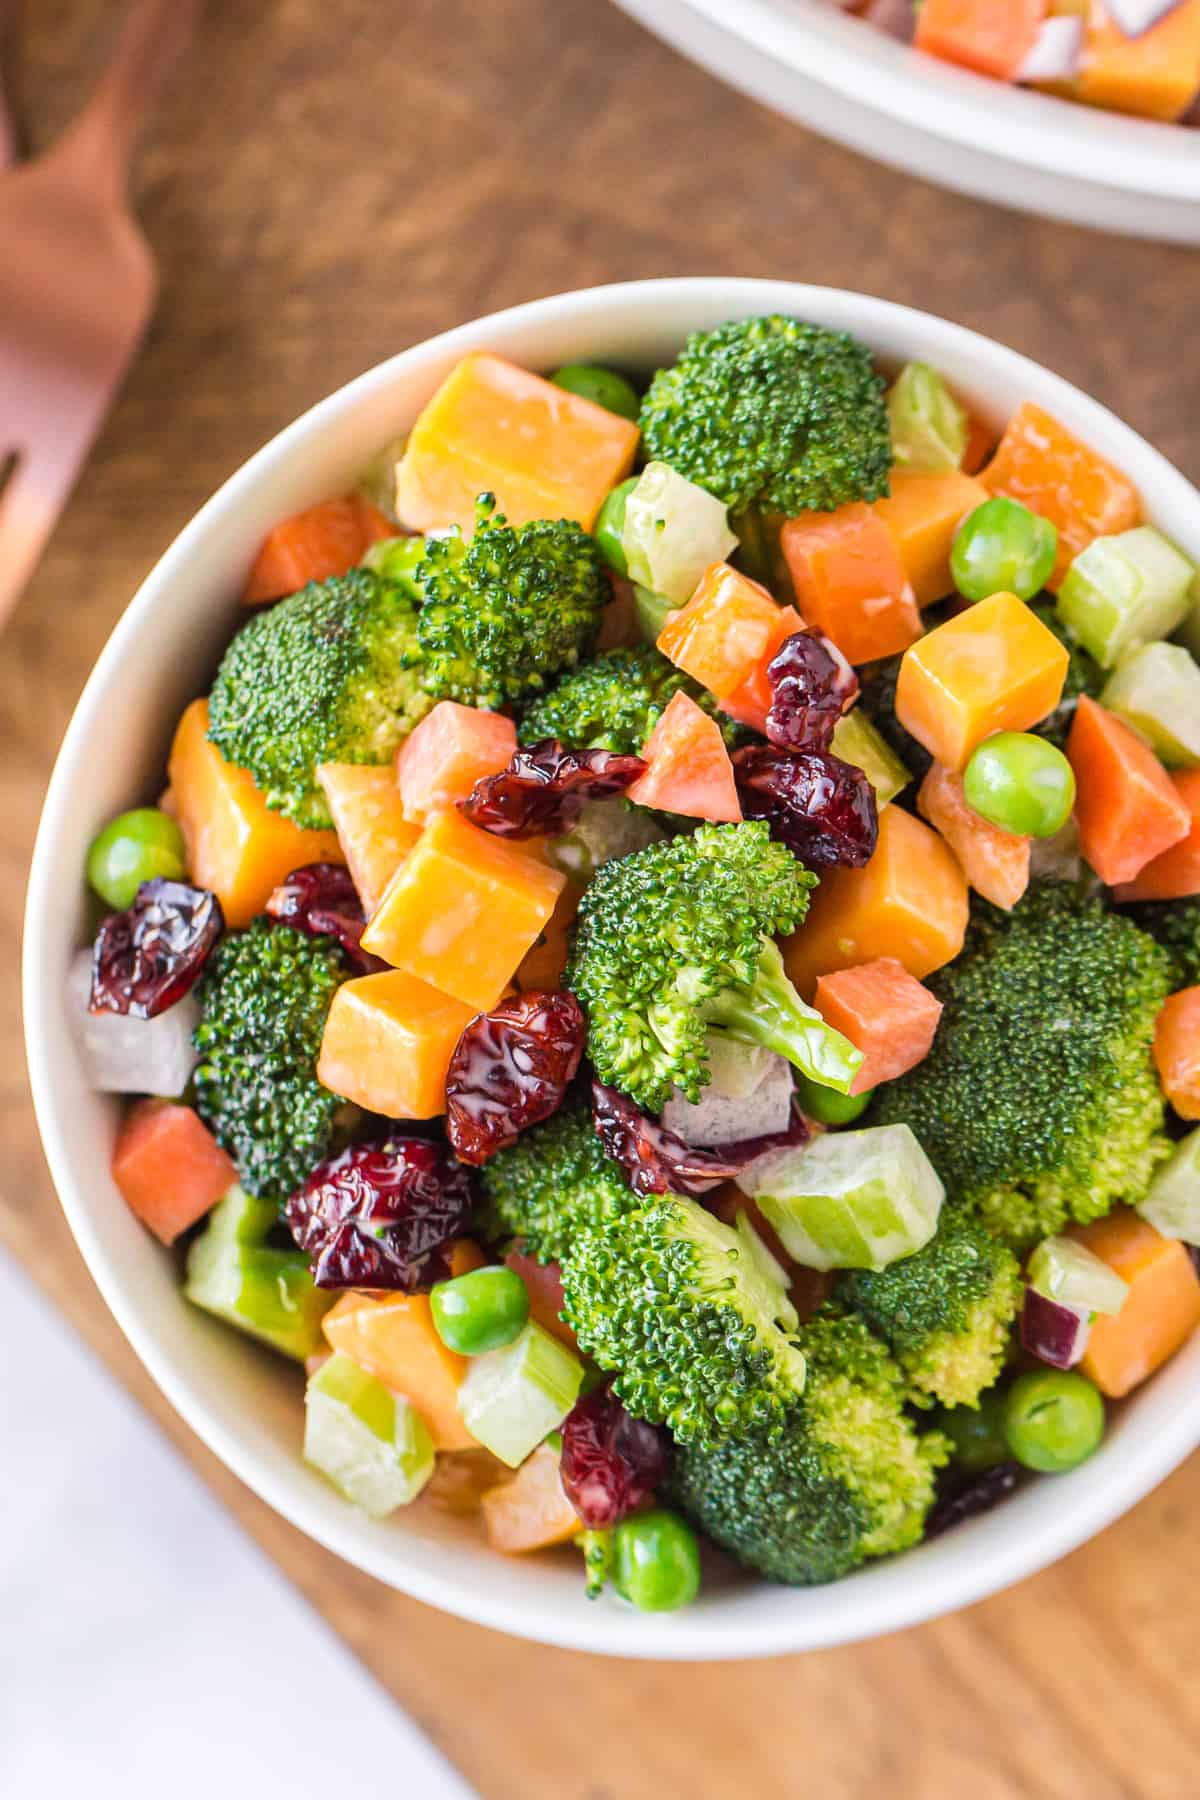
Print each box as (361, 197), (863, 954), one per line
(4, 3), (1199, 1795)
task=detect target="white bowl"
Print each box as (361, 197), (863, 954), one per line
(613, 0), (1200, 243)
(24, 278), (1200, 1659)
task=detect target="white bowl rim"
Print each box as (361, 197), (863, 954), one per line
(631, 0), (1200, 200)
(24, 276), (1200, 1660)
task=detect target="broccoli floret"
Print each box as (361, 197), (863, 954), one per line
(638, 317), (891, 572)
(565, 821), (851, 1114)
(838, 1211), (1022, 1409)
(1027, 601), (1105, 750)
(1120, 897), (1200, 989)
(517, 644), (741, 754)
(872, 882), (1174, 1250)
(668, 1311), (948, 1584)
(193, 921), (350, 1203)
(414, 497), (609, 709)
(560, 1192), (807, 1449)
(477, 1094), (636, 1266)
(208, 569), (430, 829)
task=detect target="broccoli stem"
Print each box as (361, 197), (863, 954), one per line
(704, 937), (863, 1095)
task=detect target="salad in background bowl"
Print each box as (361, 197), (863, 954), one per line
(24, 280), (1200, 1657)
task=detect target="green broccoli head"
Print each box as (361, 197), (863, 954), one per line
(193, 921), (350, 1203)
(1027, 601), (1105, 751)
(477, 1093), (636, 1266)
(414, 497), (609, 709)
(207, 569), (430, 829)
(565, 821), (861, 1114)
(838, 1210), (1022, 1409)
(668, 1310), (949, 1584)
(517, 644), (741, 755)
(560, 1193), (807, 1449)
(1120, 897), (1200, 989)
(872, 882), (1174, 1250)
(638, 315), (892, 522)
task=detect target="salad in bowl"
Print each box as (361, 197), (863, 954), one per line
(27, 282), (1200, 1652)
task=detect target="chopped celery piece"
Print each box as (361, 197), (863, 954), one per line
(887, 362), (968, 474)
(739, 1123), (944, 1273)
(1027, 1235), (1128, 1316)
(1057, 527), (1195, 669)
(1177, 571), (1200, 661)
(457, 1321), (584, 1468)
(545, 798), (665, 881)
(830, 708), (911, 807)
(304, 1351), (434, 1517)
(1100, 642), (1200, 768)
(356, 433), (407, 519)
(633, 583), (674, 645)
(621, 462), (737, 606)
(184, 1184), (331, 1362)
(1138, 1129), (1200, 1244)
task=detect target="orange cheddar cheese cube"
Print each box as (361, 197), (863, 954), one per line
(914, 0), (1046, 79)
(316, 763), (421, 913)
(1113, 770), (1200, 904)
(813, 959), (943, 1095)
(168, 699), (344, 928)
(895, 591), (1069, 771)
(1072, 1210), (1200, 1398)
(361, 807), (566, 1011)
(1067, 697), (1190, 887)
(1154, 988), (1200, 1120)
(873, 470), (990, 609)
(513, 881), (583, 992)
(781, 502), (923, 665)
(719, 607), (804, 734)
(917, 762), (1031, 911)
(111, 1100), (237, 1246)
(1072, 0), (1200, 121)
(782, 804), (969, 996)
(982, 402), (1142, 589)
(627, 690), (742, 822)
(396, 701), (517, 823)
(323, 1240), (485, 1451)
(394, 352), (640, 535)
(481, 1443), (582, 1553)
(657, 562), (785, 701)
(242, 495), (394, 606)
(317, 970), (476, 1118)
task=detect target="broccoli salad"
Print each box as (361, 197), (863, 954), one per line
(78, 318), (1200, 1616)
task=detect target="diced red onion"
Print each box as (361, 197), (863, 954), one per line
(1020, 1286), (1091, 1370)
(1104, 0), (1184, 37)
(863, 0), (916, 41)
(70, 949), (199, 1096)
(1015, 15), (1084, 82)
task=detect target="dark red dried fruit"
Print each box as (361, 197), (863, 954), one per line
(925, 1462), (1020, 1538)
(591, 1079), (809, 1200)
(285, 1137), (474, 1290)
(732, 745), (878, 870)
(446, 990), (586, 1164)
(90, 879), (224, 1019)
(765, 629), (859, 753)
(560, 1383), (671, 1529)
(459, 739), (646, 840)
(265, 863), (385, 974)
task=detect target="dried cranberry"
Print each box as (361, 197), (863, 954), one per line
(446, 990), (586, 1164)
(925, 1462), (1021, 1539)
(765, 629), (858, 753)
(560, 1383), (671, 1529)
(459, 739), (646, 840)
(591, 1079), (808, 1199)
(265, 863), (385, 974)
(285, 1138), (474, 1290)
(90, 879), (223, 1019)
(732, 745), (878, 869)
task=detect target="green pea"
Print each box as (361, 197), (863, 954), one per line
(594, 477), (638, 577)
(964, 732), (1076, 838)
(86, 808), (188, 910)
(430, 1266), (529, 1356)
(612, 1508), (701, 1612)
(794, 1072), (874, 1125)
(932, 1387), (1010, 1474)
(1003, 1368), (1105, 1474)
(951, 497), (1058, 603)
(550, 363), (641, 422)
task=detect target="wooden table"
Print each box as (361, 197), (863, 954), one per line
(5, 3), (1199, 1794)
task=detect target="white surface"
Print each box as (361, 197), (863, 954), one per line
(611, 0), (1200, 242)
(0, 1250), (474, 1800)
(24, 277), (1200, 1659)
